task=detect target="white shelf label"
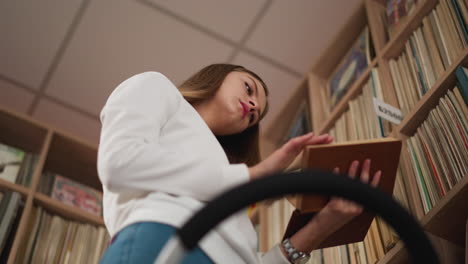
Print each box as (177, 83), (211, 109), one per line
(373, 97), (403, 124)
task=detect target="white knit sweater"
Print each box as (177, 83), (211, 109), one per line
(97, 72), (289, 264)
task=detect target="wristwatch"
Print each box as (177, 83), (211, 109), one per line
(281, 238), (310, 264)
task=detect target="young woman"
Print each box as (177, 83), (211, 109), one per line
(97, 64), (381, 264)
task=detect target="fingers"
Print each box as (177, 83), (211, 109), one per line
(284, 132), (314, 153)
(348, 160), (359, 178)
(305, 134), (333, 145)
(360, 159), (371, 183)
(285, 133), (333, 155)
(371, 170), (382, 187)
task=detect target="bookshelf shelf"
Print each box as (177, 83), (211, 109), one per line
(0, 106), (48, 155)
(34, 192), (104, 226)
(0, 105), (106, 263)
(0, 179), (30, 196)
(421, 173), (468, 245)
(397, 47), (468, 136)
(44, 132), (101, 191)
(375, 241), (407, 264)
(260, 0), (467, 262)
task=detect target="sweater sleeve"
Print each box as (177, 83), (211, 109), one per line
(97, 71), (250, 201)
(259, 244), (291, 264)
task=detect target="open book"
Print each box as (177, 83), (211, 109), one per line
(284, 137), (402, 248)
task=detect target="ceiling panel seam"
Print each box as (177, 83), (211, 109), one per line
(227, 0), (273, 63)
(27, 0), (92, 116)
(136, 0), (302, 78)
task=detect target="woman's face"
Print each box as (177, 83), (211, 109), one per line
(195, 71), (267, 135)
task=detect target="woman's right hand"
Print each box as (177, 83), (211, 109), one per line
(248, 132), (333, 180)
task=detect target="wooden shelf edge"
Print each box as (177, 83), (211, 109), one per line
(0, 178), (30, 196)
(0, 105), (48, 131)
(317, 59), (378, 134)
(421, 174), (468, 245)
(376, 241), (407, 264)
(33, 192), (104, 226)
(397, 47), (468, 136)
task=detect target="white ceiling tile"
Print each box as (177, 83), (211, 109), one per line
(147, 0), (267, 42)
(0, 0), (83, 89)
(0, 79), (35, 114)
(33, 99), (101, 146)
(232, 52), (301, 131)
(246, 0), (362, 74)
(45, 0), (234, 115)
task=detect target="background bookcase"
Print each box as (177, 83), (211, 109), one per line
(0, 106), (104, 264)
(259, 0), (467, 263)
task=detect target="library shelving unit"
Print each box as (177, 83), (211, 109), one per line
(259, 0), (467, 262)
(0, 105), (104, 264)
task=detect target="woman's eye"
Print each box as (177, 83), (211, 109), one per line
(249, 113), (255, 123)
(245, 82), (253, 95)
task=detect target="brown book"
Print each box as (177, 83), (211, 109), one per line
(284, 137), (402, 248)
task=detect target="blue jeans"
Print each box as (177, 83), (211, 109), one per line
(100, 222), (214, 264)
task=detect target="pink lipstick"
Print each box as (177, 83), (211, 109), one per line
(240, 101), (249, 119)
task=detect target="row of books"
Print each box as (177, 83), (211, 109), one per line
(406, 85), (468, 214)
(389, 1), (467, 114)
(330, 67), (392, 142)
(38, 171), (103, 217)
(318, 82), (466, 263)
(0, 142), (38, 187)
(15, 206), (109, 264)
(0, 191), (23, 261)
(311, 62), (427, 262)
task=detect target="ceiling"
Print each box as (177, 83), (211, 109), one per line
(0, 0), (361, 146)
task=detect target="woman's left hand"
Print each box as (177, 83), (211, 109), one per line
(319, 159), (382, 229)
(249, 132), (333, 180)
(287, 159), (382, 253)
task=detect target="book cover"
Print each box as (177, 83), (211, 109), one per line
(282, 100), (312, 144)
(0, 143), (25, 183)
(387, 0), (418, 32)
(455, 66), (468, 104)
(329, 28), (369, 109)
(51, 175), (102, 216)
(284, 137), (402, 248)
(0, 192), (22, 254)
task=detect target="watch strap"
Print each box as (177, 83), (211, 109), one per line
(282, 238), (310, 264)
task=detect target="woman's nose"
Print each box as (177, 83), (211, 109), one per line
(249, 100), (257, 111)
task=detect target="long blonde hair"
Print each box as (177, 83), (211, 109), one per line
(178, 64), (269, 166)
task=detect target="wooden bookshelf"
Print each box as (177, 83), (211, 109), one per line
(0, 105), (104, 264)
(316, 58), (377, 134)
(259, 0), (467, 263)
(375, 241), (408, 264)
(421, 174), (468, 245)
(381, 0), (439, 59)
(398, 47), (468, 135)
(34, 192), (104, 226)
(0, 179), (29, 197)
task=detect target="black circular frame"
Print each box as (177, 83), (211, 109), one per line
(160, 170), (439, 263)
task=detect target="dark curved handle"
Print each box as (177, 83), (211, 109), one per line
(175, 170), (438, 263)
